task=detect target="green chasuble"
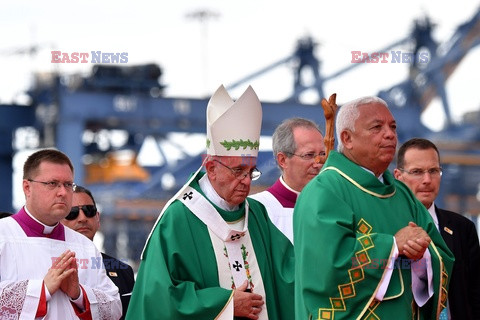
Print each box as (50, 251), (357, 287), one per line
(294, 151), (454, 320)
(126, 171), (294, 320)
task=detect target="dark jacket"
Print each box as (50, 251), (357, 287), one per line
(436, 207), (480, 319)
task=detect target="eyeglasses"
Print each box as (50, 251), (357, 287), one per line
(65, 205), (97, 221)
(28, 179), (76, 191)
(286, 152), (326, 164)
(213, 160), (262, 181)
(398, 167), (443, 179)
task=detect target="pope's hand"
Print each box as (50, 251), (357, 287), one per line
(233, 280), (264, 319)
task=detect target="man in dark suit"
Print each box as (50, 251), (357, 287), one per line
(395, 138), (480, 319)
(62, 185), (135, 320)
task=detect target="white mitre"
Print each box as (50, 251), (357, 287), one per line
(141, 85), (263, 261)
(206, 85), (262, 157)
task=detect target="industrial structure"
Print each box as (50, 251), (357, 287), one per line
(1, 9), (479, 264)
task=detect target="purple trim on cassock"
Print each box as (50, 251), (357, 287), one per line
(266, 178), (297, 208)
(12, 207), (66, 241)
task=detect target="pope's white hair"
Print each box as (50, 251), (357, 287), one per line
(336, 96), (389, 153)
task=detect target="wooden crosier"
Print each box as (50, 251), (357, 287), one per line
(319, 93), (338, 163)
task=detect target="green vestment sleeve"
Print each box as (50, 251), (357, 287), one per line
(125, 200), (232, 320)
(293, 152), (454, 320)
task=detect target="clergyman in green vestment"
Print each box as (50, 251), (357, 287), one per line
(294, 96), (454, 320)
(126, 85), (294, 320)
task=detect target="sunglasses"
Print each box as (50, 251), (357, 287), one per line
(65, 205), (97, 221)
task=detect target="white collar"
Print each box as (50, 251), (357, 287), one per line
(279, 175), (300, 195)
(361, 166), (384, 183)
(199, 173), (240, 211)
(24, 206), (58, 234)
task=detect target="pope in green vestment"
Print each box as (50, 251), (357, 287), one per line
(126, 172), (295, 319)
(294, 151), (454, 319)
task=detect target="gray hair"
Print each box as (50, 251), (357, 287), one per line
(272, 117), (321, 169)
(336, 96), (388, 152)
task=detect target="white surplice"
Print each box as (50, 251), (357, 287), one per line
(0, 216), (122, 320)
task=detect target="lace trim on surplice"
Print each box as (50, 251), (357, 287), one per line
(0, 280), (28, 319)
(93, 288), (114, 320)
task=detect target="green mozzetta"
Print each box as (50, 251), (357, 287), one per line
(126, 171), (294, 320)
(294, 151), (454, 320)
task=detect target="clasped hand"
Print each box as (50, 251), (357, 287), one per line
(44, 249), (81, 300)
(395, 222), (431, 260)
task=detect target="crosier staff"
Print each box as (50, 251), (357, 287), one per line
(319, 93), (337, 163)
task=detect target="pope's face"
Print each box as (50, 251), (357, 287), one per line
(206, 156), (257, 206)
(342, 103), (397, 176)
